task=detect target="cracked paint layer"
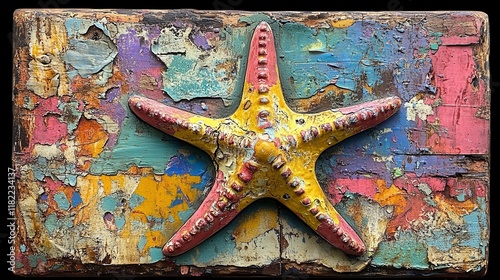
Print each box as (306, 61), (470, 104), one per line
(11, 10), (489, 277)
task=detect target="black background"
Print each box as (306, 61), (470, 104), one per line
(2, 1), (496, 279)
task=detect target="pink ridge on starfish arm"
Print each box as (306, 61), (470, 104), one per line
(128, 21), (401, 257)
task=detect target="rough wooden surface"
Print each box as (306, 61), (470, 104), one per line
(11, 9), (489, 277)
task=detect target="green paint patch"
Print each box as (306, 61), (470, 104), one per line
(392, 167), (404, 179)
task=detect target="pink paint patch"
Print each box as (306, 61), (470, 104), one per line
(44, 177), (63, 192)
(411, 45), (489, 154)
(245, 22), (278, 88)
(31, 97), (68, 147)
(328, 178), (379, 204)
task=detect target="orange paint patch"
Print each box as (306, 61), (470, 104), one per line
(74, 118), (108, 157)
(373, 182), (407, 216)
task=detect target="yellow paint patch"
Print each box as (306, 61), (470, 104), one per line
(232, 206), (278, 243)
(373, 181), (407, 215)
(130, 173), (202, 225)
(27, 16), (70, 98)
(331, 18), (355, 28)
(74, 168), (205, 263)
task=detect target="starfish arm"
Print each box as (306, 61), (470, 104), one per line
(296, 96), (402, 153)
(163, 171), (250, 256)
(277, 177), (366, 256)
(128, 95), (220, 152)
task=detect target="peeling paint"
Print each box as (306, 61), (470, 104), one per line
(11, 9), (489, 277)
(404, 95), (434, 121)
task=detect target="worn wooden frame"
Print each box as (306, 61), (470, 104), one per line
(10, 9), (490, 277)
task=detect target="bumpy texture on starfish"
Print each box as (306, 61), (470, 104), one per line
(129, 21), (401, 257)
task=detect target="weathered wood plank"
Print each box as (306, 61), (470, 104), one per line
(10, 9), (489, 277)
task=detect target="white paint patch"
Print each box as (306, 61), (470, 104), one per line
(33, 144), (63, 160)
(404, 96), (434, 121)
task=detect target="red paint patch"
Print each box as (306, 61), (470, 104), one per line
(447, 178), (487, 199)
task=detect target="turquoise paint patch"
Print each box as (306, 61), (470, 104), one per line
(90, 95), (209, 175)
(44, 213), (58, 236)
(15, 260), (24, 269)
(149, 247), (164, 262)
(149, 22), (249, 106)
(147, 216), (165, 231)
(57, 100), (82, 134)
(163, 55), (236, 103)
(115, 216), (126, 230)
(20, 244), (26, 253)
(27, 254), (46, 268)
(129, 193), (145, 209)
(33, 157), (79, 186)
(372, 230), (429, 269)
(100, 195), (119, 212)
(138, 235), (147, 251)
(51, 263), (63, 271)
(178, 209), (195, 222)
(460, 203), (488, 251)
(54, 192), (70, 210)
(63, 18), (117, 78)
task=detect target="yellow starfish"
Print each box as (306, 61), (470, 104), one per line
(128, 21), (401, 257)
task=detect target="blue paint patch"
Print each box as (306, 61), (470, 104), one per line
(191, 31), (211, 50)
(169, 188), (184, 208)
(149, 247), (164, 262)
(40, 193), (48, 201)
(20, 244), (26, 253)
(71, 191), (82, 208)
(138, 235), (147, 251)
(54, 192), (70, 210)
(165, 152), (214, 191)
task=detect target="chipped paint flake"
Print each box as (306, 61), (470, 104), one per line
(404, 95), (434, 121)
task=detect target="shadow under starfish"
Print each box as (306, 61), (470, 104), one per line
(128, 21), (401, 257)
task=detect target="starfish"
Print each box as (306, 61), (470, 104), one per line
(128, 21), (401, 257)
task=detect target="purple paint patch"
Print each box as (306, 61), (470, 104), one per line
(116, 27), (165, 99)
(191, 32), (211, 50)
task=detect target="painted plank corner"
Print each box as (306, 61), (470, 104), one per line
(10, 9), (490, 278)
